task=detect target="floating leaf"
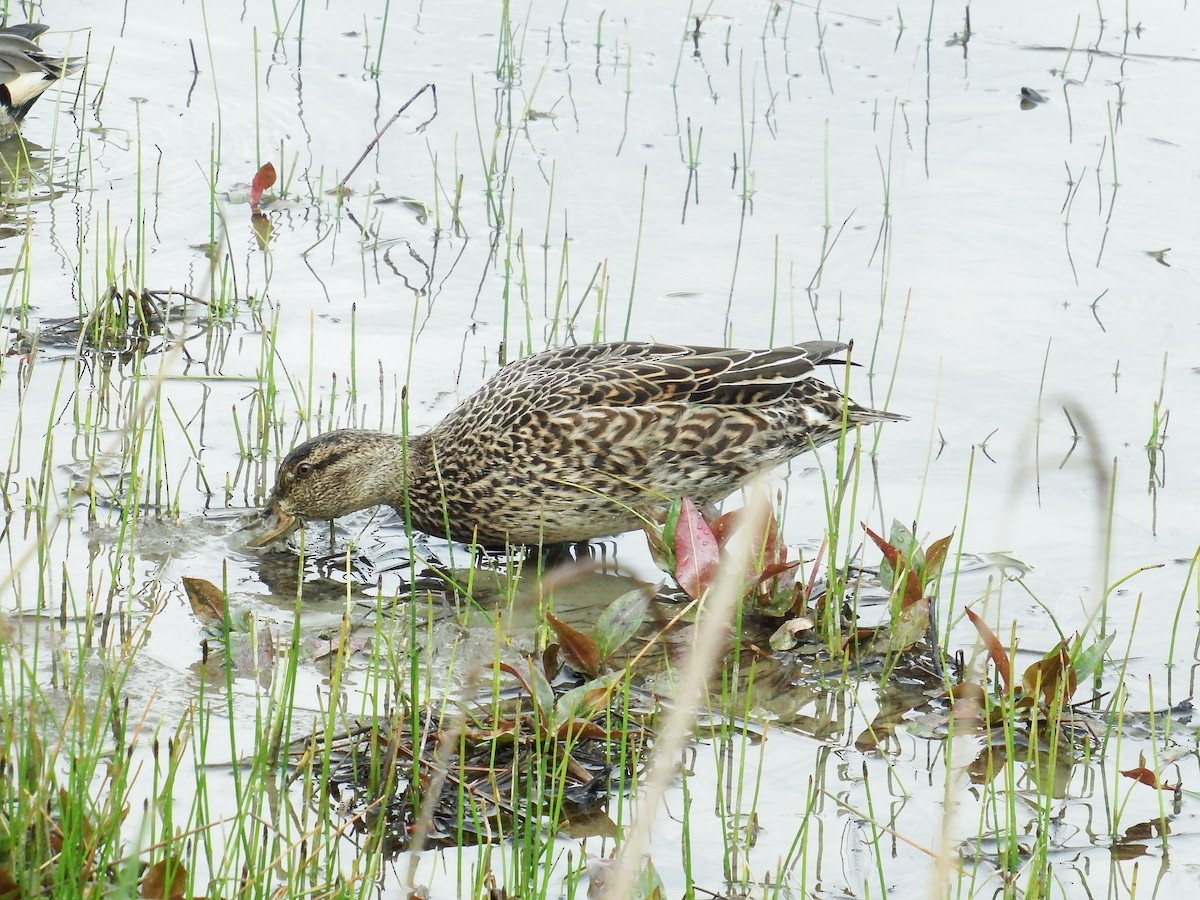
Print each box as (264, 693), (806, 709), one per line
(1119, 754), (1177, 791)
(768, 615), (814, 651)
(400, 196), (430, 224)
(1019, 86), (1049, 108)
(949, 681), (988, 705)
(499, 659), (556, 727)
(948, 681), (988, 724)
(1145, 247), (1171, 267)
(555, 718), (610, 741)
(307, 633), (370, 661)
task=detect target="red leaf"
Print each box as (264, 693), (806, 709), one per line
(249, 162), (277, 209)
(963, 606), (1012, 692)
(556, 719), (610, 741)
(674, 497), (719, 599)
(709, 509), (742, 545)
(864, 525), (923, 609)
(756, 560), (801, 585)
(1121, 766), (1161, 788)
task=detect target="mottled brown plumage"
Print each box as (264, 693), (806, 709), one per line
(250, 340), (904, 548)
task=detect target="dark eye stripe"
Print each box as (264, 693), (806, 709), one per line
(292, 448), (353, 476)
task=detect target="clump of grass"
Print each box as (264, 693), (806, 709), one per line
(293, 660), (652, 858)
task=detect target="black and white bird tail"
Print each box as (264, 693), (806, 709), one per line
(0, 24), (83, 137)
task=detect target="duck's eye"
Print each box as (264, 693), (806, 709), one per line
(295, 462), (315, 478)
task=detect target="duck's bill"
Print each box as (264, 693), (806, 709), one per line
(245, 499), (299, 548)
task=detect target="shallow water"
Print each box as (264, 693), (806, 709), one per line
(2, 0), (1199, 896)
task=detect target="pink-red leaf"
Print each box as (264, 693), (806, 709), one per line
(755, 560), (801, 586)
(249, 162), (277, 209)
(864, 524), (923, 609)
(674, 497), (719, 599)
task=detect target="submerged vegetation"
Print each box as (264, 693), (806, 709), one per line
(0, 2), (1196, 899)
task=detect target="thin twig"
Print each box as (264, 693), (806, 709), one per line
(338, 83), (438, 192)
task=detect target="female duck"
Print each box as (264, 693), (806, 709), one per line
(251, 340), (903, 548)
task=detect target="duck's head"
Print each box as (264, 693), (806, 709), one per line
(247, 429), (406, 548)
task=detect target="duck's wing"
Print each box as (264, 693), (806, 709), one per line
(490, 340), (853, 409)
(0, 25), (83, 77)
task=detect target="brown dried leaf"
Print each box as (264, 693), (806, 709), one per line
(948, 681), (988, 726)
(756, 560), (801, 585)
(546, 612), (602, 677)
(555, 718), (609, 741)
(307, 634), (370, 661)
(141, 858), (186, 900)
(1121, 766), (1161, 788)
(182, 577), (224, 623)
(949, 681), (988, 704)
(923, 532), (955, 587)
(1021, 640), (1075, 707)
(842, 626), (883, 657)
(542, 642), (560, 678)
(0, 867), (20, 900)
(1121, 753), (1181, 791)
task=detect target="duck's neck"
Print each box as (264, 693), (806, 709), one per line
(338, 430), (423, 512)
(374, 431), (446, 526)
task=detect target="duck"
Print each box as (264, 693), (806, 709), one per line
(0, 24), (82, 139)
(249, 340), (904, 549)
